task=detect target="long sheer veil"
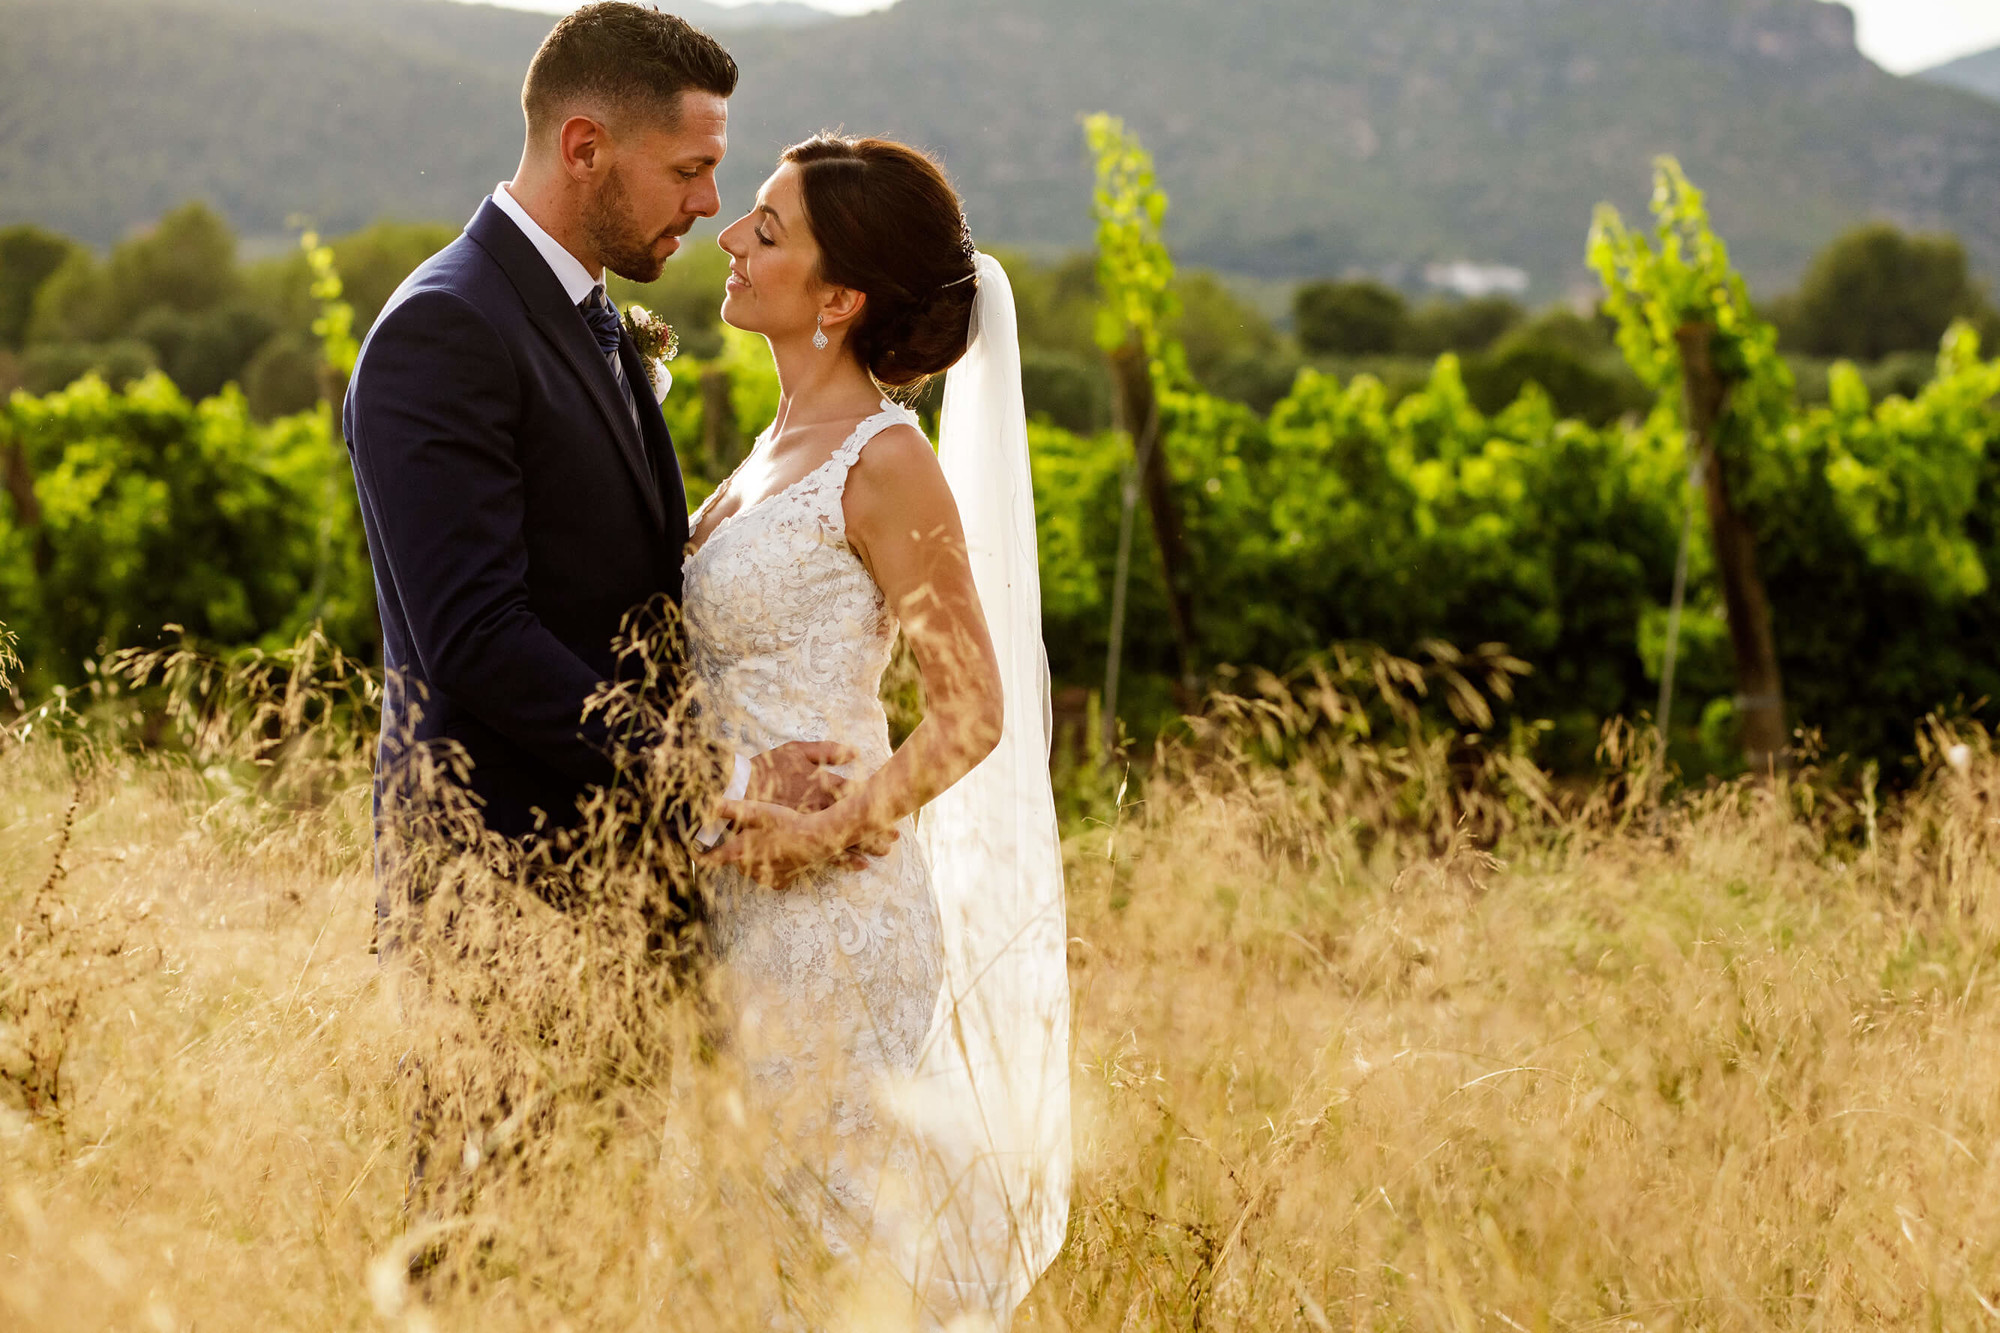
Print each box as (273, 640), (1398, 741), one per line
(905, 251), (1072, 1322)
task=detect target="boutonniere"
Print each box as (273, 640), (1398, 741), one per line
(621, 304), (679, 403)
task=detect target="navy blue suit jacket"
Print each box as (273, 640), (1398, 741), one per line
(343, 199), (690, 842)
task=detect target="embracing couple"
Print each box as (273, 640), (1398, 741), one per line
(342, 3), (1067, 1325)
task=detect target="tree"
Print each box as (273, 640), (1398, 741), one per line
(19, 340), (158, 395)
(1171, 272), (1279, 382)
(1497, 307), (1615, 359)
(1400, 295), (1525, 357)
(105, 201), (240, 320)
(1461, 345), (1644, 425)
(0, 227), (81, 351)
(1294, 279), (1407, 356)
(27, 202), (241, 347)
(133, 305), (277, 402)
(1460, 307), (1645, 424)
(243, 332), (324, 421)
(1779, 223), (1996, 361)
(1019, 350), (1112, 433)
(25, 252), (120, 346)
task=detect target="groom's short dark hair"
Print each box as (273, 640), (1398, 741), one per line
(523, 4), (738, 138)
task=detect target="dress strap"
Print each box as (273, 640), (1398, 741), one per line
(807, 399), (921, 543)
(831, 399), (921, 471)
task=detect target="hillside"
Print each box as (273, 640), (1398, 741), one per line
(718, 0), (2000, 291)
(5, 0), (2000, 292)
(0, 0), (526, 246)
(0, 0), (820, 250)
(1920, 44), (2000, 103)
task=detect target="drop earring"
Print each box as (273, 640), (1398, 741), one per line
(813, 315), (829, 351)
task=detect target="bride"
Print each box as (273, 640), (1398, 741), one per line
(682, 135), (1070, 1326)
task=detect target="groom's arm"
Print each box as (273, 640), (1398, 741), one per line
(347, 288), (631, 787)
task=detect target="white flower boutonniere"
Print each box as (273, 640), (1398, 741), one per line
(621, 304), (680, 403)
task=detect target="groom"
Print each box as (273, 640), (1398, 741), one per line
(344, 4), (848, 902)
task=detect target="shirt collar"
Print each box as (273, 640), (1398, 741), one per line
(492, 182), (602, 308)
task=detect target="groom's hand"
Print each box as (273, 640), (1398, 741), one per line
(738, 742), (897, 862)
(747, 741), (856, 812)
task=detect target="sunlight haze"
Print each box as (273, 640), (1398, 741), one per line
(454, 0), (2000, 75)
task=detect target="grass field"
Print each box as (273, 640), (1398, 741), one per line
(4, 645), (2000, 1331)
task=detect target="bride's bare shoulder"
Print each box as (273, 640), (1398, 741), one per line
(842, 420), (960, 543)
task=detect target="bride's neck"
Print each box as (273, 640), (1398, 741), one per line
(767, 337), (882, 435)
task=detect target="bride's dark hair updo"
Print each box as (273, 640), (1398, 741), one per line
(782, 134), (979, 388)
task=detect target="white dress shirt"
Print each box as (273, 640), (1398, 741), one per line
(492, 181), (650, 424)
(492, 181), (602, 307)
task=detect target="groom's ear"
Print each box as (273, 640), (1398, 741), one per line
(557, 113), (611, 179)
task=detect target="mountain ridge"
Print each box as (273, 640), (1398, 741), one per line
(1919, 44), (2000, 104)
(5, 0), (1999, 293)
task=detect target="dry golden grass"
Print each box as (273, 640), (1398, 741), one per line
(5, 642), (2000, 1330)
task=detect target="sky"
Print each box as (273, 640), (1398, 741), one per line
(460, 0), (2000, 75)
(470, 0), (894, 14)
(1844, 0), (2000, 73)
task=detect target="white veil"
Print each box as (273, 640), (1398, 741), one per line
(904, 252), (1072, 1322)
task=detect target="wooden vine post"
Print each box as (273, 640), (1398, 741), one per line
(1675, 322), (1787, 770)
(1591, 159), (1792, 774)
(1086, 114), (1199, 747)
(1107, 337), (1198, 693)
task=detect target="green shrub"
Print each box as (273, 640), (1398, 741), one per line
(1203, 348), (1303, 415)
(1017, 303), (2000, 766)
(1020, 349), (1112, 433)
(132, 304), (278, 401)
(242, 331), (325, 421)
(0, 226), (81, 351)
(1294, 279), (1407, 356)
(19, 340), (158, 394)
(1461, 344), (1647, 425)
(0, 374), (371, 687)
(1776, 223), (1999, 361)
(1400, 296), (1525, 356)
(1751, 330), (2000, 763)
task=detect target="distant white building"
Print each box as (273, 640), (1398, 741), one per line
(1424, 261), (1532, 299)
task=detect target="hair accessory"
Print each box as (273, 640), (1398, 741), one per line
(813, 314), (829, 351)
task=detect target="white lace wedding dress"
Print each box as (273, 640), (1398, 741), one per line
(682, 257), (1072, 1329)
(683, 400), (948, 1292)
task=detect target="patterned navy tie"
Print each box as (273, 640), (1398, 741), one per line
(580, 286), (644, 438)
(580, 287), (623, 359)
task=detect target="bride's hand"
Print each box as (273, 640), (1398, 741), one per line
(701, 799), (883, 887)
(748, 740), (857, 812)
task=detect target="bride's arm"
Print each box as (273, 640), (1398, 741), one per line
(703, 422), (1003, 886)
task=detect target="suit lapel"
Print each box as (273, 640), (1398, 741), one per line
(465, 200), (667, 531)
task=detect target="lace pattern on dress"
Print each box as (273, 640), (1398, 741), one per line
(681, 399), (946, 1282)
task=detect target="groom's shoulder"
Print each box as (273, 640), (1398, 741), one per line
(374, 229), (502, 329)
(353, 232), (524, 380)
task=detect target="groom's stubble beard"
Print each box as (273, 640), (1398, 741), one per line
(585, 163), (689, 285)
